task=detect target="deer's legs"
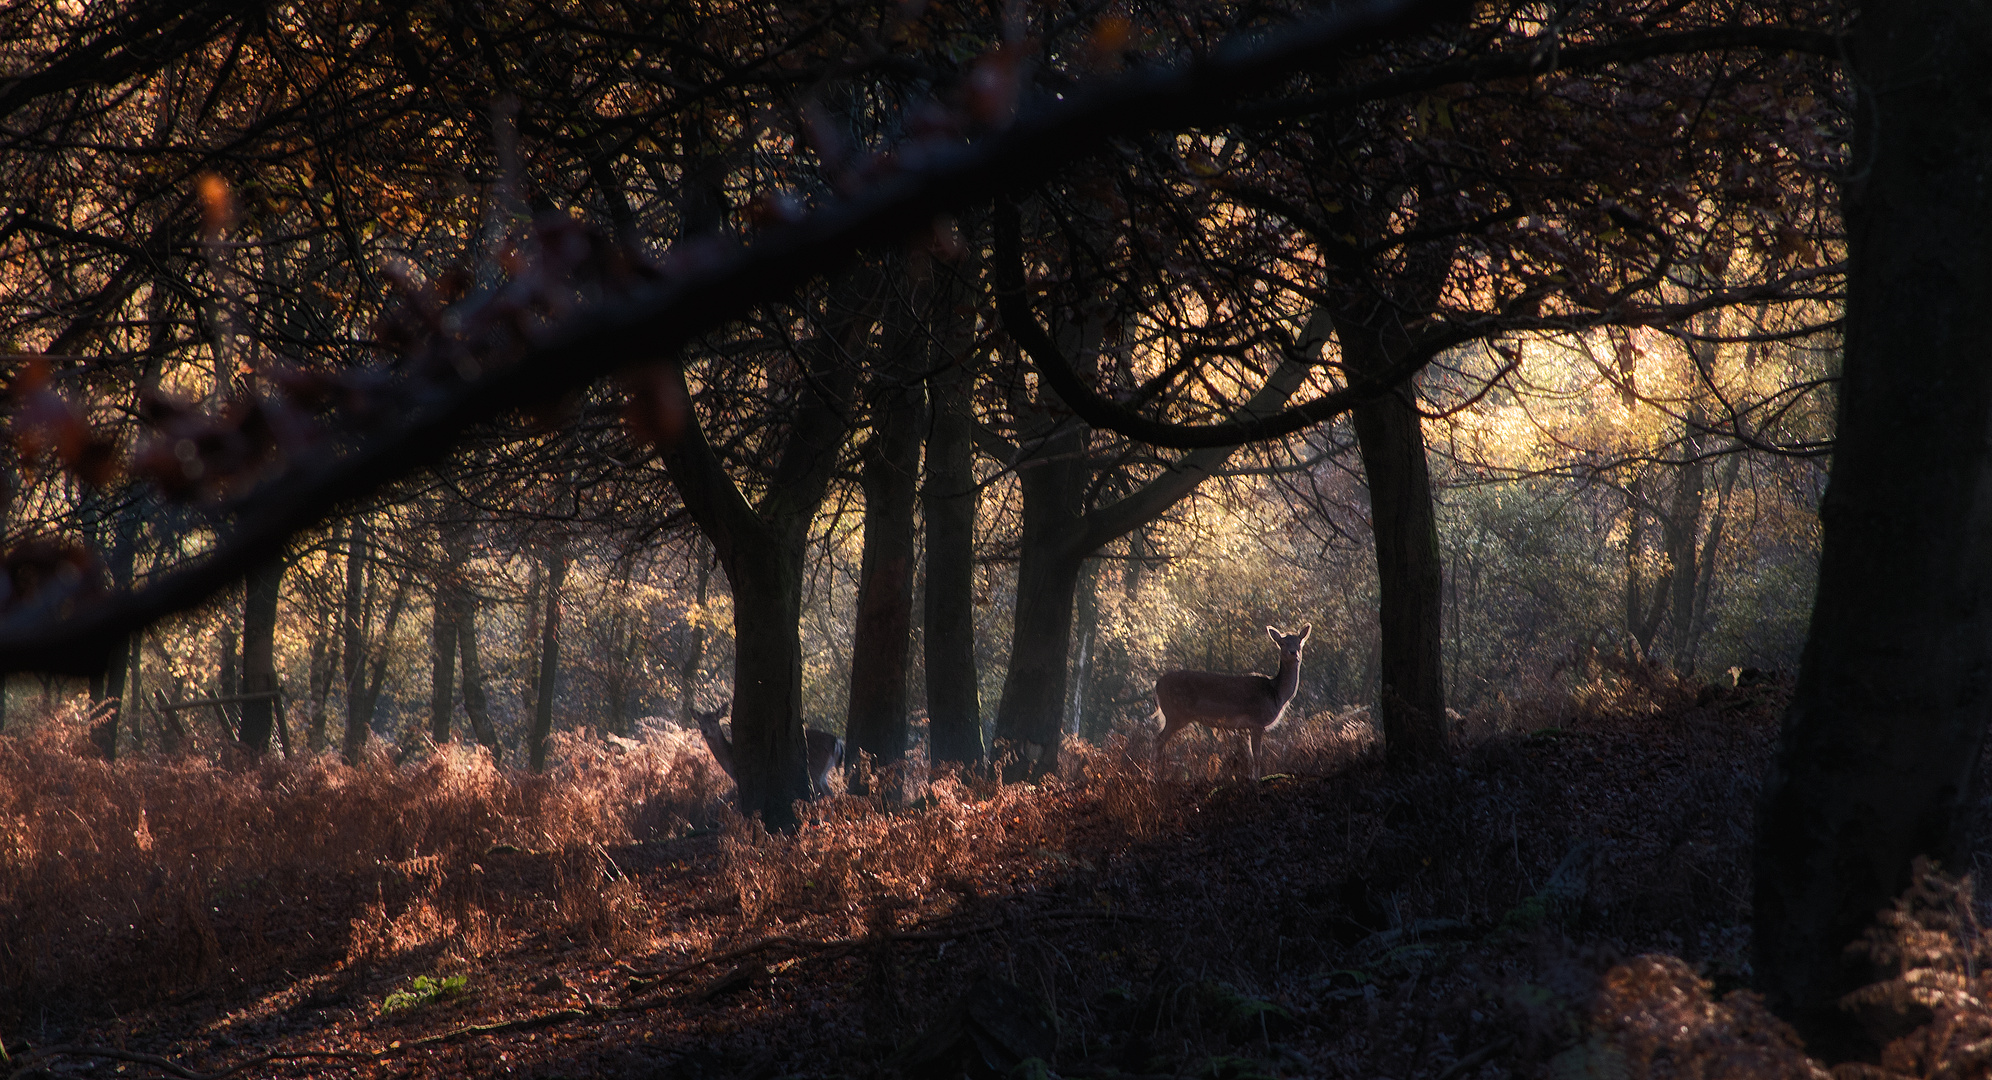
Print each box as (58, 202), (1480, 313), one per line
(1248, 728), (1264, 782)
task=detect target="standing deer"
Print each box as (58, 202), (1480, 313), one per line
(1154, 624), (1311, 781)
(692, 702), (846, 799)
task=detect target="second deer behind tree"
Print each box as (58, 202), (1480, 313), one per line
(693, 703), (846, 800)
(1154, 624), (1311, 782)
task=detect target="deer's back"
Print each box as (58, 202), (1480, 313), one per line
(1156, 671), (1281, 730)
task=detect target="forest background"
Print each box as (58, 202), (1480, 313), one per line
(14, 0), (1986, 1076)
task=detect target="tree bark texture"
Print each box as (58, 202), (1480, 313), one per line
(1753, 2), (1992, 1059)
(1341, 315), (1449, 765)
(843, 374), (924, 789)
(992, 422), (1089, 780)
(238, 558), (284, 753)
(922, 314), (985, 768)
(529, 548), (566, 771)
(659, 329), (857, 830)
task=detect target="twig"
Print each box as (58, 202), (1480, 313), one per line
(402, 1007), (601, 1048)
(14, 1045), (376, 1080)
(622, 907), (1154, 981)
(1434, 1035), (1516, 1080)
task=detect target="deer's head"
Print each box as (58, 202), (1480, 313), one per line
(1267, 624), (1311, 659)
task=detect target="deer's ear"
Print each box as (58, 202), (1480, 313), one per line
(1266, 625), (1279, 641)
(1300, 624), (1312, 641)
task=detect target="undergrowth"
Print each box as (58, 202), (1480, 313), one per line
(4, 671), (1990, 1079)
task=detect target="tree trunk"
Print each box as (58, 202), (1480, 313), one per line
(92, 506), (139, 760)
(219, 626), (240, 733)
(680, 544), (712, 721)
(1341, 317), (1448, 765)
(238, 558), (284, 753)
(658, 334), (854, 829)
(430, 581), (458, 743)
(991, 422), (1089, 781)
(844, 378), (925, 791)
(456, 597), (502, 761)
(1753, 1), (1992, 1059)
(1664, 417), (1706, 671)
(528, 548), (566, 771)
(340, 518), (370, 762)
(125, 634), (141, 753)
(521, 561), (543, 717)
(723, 533), (816, 823)
(922, 330), (984, 768)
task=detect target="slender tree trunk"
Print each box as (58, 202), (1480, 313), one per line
(1067, 561), (1101, 737)
(844, 378), (924, 791)
(680, 544), (712, 721)
(126, 634), (142, 753)
(529, 548), (566, 771)
(430, 578), (458, 743)
(1665, 417), (1706, 671)
(341, 519), (371, 763)
(238, 558), (284, 753)
(457, 598), (502, 761)
(307, 631), (334, 752)
(345, 576), (412, 754)
(93, 506), (138, 760)
(219, 626), (240, 732)
(521, 561), (543, 717)
(1754, 1), (1992, 1059)
(1687, 453), (1746, 667)
(1342, 317), (1448, 765)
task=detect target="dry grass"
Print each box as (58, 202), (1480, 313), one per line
(7, 671), (1992, 1080)
(0, 702), (724, 1016)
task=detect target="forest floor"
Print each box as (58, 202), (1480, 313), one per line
(5, 671), (1989, 1080)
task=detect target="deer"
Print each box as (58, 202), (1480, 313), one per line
(1153, 624), (1311, 782)
(692, 702), (846, 799)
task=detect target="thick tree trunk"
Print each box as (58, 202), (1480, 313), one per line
(722, 534), (816, 824)
(1753, 2), (1992, 1060)
(844, 379), (924, 790)
(238, 558), (284, 753)
(1342, 320), (1448, 765)
(991, 423), (1088, 781)
(659, 332), (855, 830)
(528, 549), (566, 771)
(922, 332), (984, 768)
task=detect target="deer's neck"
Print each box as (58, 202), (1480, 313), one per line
(1273, 651), (1303, 708)
(700, 726), (736, 778)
